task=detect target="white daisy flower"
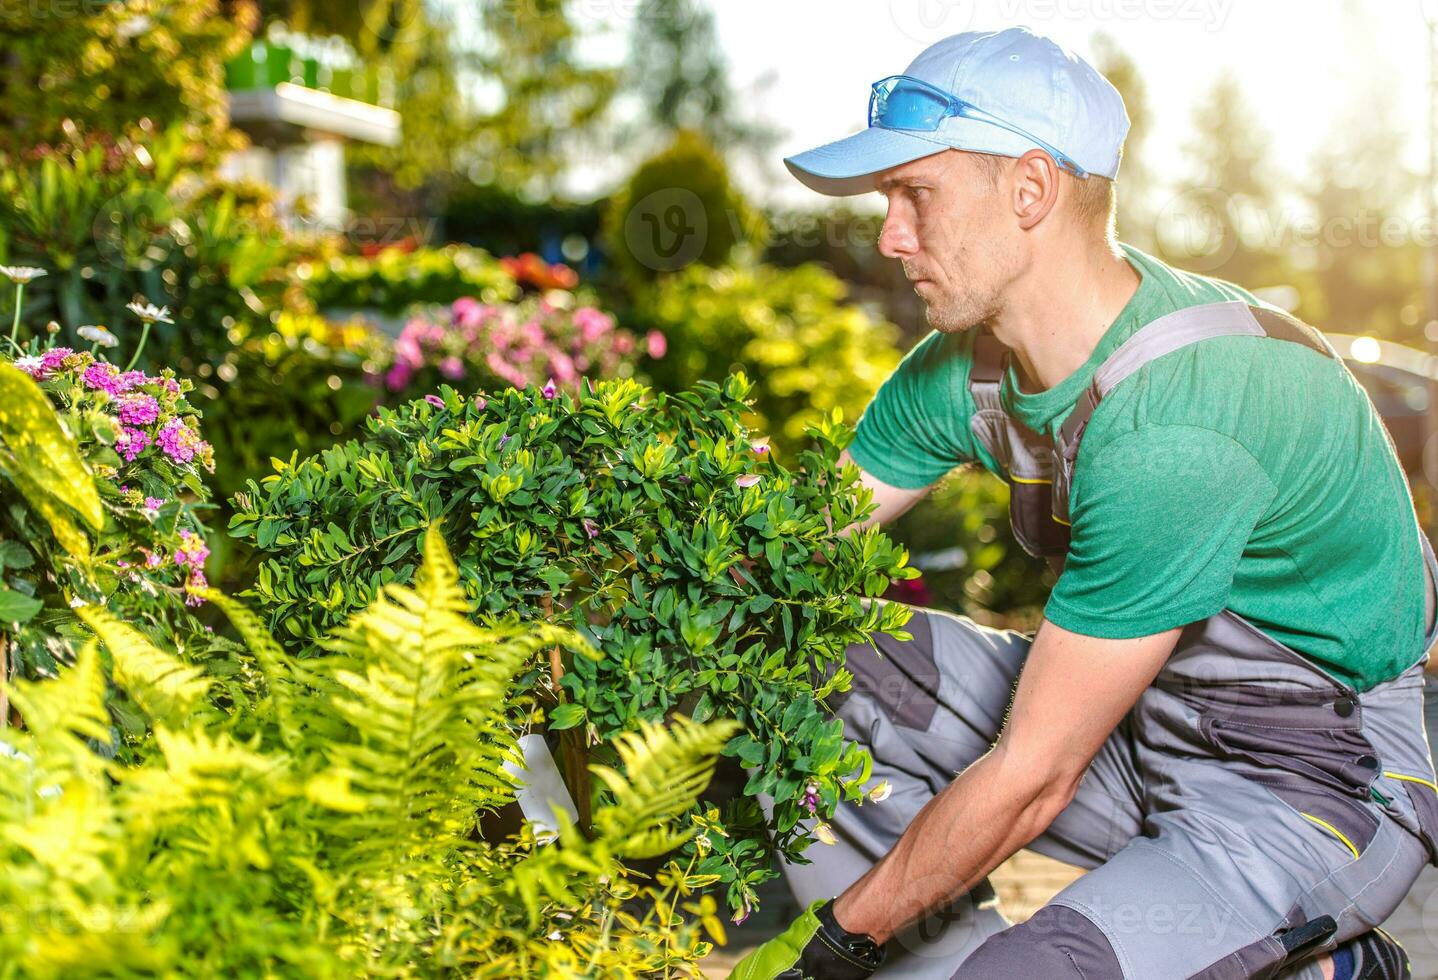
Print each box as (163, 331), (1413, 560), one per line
(125, 301), (173, 325)
(0, 266), (46, 284)
(78, 325), (119, 348)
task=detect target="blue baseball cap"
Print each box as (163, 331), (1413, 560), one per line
(785, 26), (1130, 196)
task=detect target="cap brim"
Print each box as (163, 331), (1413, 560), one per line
(784, 126), (951, 197)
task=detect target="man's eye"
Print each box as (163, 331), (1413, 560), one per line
(907, 187), (928, 204)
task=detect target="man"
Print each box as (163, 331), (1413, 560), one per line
(733, 26), (1438, 980)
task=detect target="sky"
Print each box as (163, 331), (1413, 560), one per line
(566, 0), (1432, 209)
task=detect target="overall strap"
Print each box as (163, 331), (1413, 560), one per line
(969, 329), (1007, 413)
(1055, 302), (1335, 465)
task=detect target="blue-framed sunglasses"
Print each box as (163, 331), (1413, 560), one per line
(869, 74), (1089, 179)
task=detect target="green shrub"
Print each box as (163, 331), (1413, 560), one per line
(603, 130), (766, 286)
(230, 374), (915, 916)
(0, 527), (735, 976)
(634, 261), (902, 454)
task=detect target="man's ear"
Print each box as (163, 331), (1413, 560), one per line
(1012, 149), (1061, 230)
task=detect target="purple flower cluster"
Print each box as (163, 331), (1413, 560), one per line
(156, 419), (205, 464)
(115, 427), (151, 463)
(174, 529), (210, 606)
(14, 347), (76, 380)
(116, 392), (160, 426)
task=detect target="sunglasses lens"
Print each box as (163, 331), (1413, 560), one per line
(871, 78), (950, 131)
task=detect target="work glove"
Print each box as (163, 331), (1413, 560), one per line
(729, 898), (886, 980)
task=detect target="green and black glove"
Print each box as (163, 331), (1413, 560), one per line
(729, 898), (886, 980)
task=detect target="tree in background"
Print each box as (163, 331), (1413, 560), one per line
(623, 0), (780, 163)
(1158, 75), (1289, 291)
(0, 0), (256, 162)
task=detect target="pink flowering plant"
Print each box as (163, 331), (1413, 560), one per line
(0, 302), (220, 708)
(381, 293), (663, 398)
(231, 373), (916, 919)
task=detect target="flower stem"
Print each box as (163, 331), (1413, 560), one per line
(124, 320), (151, 372)
(7, 283), (22, 349)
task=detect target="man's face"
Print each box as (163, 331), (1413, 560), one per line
(875, 150), (1023, 334)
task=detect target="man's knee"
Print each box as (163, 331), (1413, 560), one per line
(951, 904), (1122, 979)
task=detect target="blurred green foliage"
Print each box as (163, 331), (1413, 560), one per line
(633, 262), (900, 455)
(0, 0), (254, 165)
(296, 245), (519, 315)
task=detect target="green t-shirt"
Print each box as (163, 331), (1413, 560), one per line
(849, 242), (1429, 691)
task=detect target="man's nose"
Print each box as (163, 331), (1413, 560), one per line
(878, 210), (917, 259)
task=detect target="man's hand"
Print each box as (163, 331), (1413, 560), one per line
(730, 899), (885, 980)
(831, 618), (1182, 943)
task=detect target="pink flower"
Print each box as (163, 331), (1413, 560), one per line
(142, 549), (163, 568)
(549, 352), (577, 385)
(474, 396), (488, 410)
(541, 378), (557, 400)
(439, 356), (464, 380)
(753, 444), (770, 456)
(735, 474), (761, 489)
(82, 362), (122, 394)
(116, 393), (160, 426)
(41, 347), (74, 373)
(114, 370), (149, 392)
(143, 496), (164, 511)
(156, 419), (206, 464)
(582, 519), (600, 539)
(115, 427), (151, 462)
(424, 393), (445, 408)
(384, 363), (414, 391)
(575, 307), (612, 343)
(645, 330), (667, 359)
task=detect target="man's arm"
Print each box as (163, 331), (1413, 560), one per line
(830, 618), (1182, 942)
(839, 450), (931, 532)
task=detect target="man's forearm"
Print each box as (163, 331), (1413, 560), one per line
(830, 747), (1072, 944)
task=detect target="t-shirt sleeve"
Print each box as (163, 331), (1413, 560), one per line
(1043, 423), (1277, 637)
(847, 331), (979, 489)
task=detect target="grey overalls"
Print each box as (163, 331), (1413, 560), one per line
(770, 301), (1438, 979)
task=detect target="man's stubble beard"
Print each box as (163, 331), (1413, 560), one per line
(922, 284), (1002, 335)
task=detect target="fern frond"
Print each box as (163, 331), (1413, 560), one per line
(76, 606), (210, 729)
(5, 639), (109, 747)
(201, 588), (305, 745)
(590, 715), (738, 859)
(312, 527), (545, 856)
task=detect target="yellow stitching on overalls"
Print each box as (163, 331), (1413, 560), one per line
(1008, 474), (1052, 485)
(1299, 812), (1361, 859)
(1382, 771), (1438, 794)
(1052, 515), (1071, 526)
